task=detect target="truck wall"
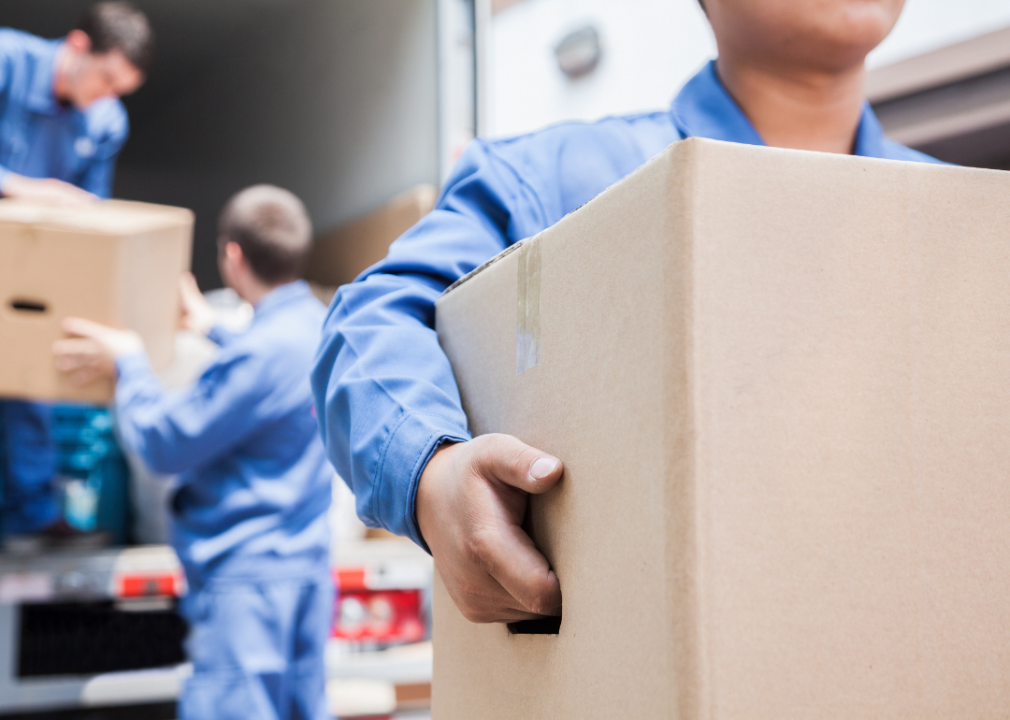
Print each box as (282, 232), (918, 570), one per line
(487, 0), (1010, 139)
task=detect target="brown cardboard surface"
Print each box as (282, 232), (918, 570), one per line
(305, 184), (437, 289)
(433, 138), (1010, 718)
(0, 199), (193, 403)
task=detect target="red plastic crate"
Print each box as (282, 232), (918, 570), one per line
(117, 572), (182, 598)
(333, 586), (425, 644)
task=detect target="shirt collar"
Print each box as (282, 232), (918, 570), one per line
(671, 59), (889, 158)
(851, 103), (887, 158)
(671, 60), (766, 146)
(252, 279), (313, 321)
(26, 39), (65, 115)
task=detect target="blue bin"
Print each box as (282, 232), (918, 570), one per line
(51, 404), (131, 545)
(0, 404), (131, 545)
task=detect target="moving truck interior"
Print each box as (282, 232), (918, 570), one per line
(0, 0), (478, 289)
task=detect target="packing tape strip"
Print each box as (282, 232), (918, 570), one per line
(516, 236), (541, 375)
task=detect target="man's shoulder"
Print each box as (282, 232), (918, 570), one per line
(471, 110), (680, 220)
(879, 137), (945, 165)
(0, 29), (48, 58)
(239, 298), (325, 359)
(483, 109), (679, 168)
(489, 109), (676, 145)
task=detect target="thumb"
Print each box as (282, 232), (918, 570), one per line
(179, 272), (199, 298)
(472, 433), (564, 495)
(61, 316), (107, 339)
(57, 182), (98, 206)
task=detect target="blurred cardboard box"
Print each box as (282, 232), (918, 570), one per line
(0, 199), (193, 403)
(305, 184), (437, 303)
(434, 138), (1010, 718)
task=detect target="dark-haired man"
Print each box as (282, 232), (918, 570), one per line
(53, 185), (333, 720)
(0, 1), (153, 543)
(0, 1), (151, 203)
(312, 0), (941, 625)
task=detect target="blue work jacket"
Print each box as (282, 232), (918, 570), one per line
(0, 29), (129, 198)
(116, 281), (333, 587)
(312, 61), (942, 550)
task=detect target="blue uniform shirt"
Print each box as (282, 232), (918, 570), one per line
(0, 29), (129, 198)
(312, 61), (942, 550)
(116, 281), (333, 586)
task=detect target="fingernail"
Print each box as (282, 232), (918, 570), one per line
(529, 457), (558, 481)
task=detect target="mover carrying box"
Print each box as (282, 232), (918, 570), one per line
(434, 138), (1010, 719)
(0, 199), (193, 404)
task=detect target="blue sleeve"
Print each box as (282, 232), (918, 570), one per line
(113, 349), (271, 475)
(0, 34), (21, 192)
(79, 108), (129, 198)
(311, 139), (550, 548)
(207, 324), (242, 347)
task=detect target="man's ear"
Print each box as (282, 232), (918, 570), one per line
(224, 241), (247, 270)
(65, 29), (92, 54)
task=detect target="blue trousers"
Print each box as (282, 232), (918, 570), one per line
(0, 400), (58, 535)
(178, 572), (334, 720)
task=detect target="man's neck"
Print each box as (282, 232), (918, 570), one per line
(715, 53), (867, 155)
(52, 44), (74, 103)
(238, 279), (283, 308)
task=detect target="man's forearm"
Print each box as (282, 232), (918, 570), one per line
(112, 350), (172, 469)
(312, 274), (472, 546)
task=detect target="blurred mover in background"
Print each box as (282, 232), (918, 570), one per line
(52, 186), (334, 720)
(0, 1), (151, 544)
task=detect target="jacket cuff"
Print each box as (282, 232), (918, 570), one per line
(115, 350), (152, 381)
(374, 411), (470, 552)
(206, 324), (235, 346)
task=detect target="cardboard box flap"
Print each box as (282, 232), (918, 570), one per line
(441, 145), (672, 298)
(0, 199), (194, 235)
(443, 237), (528, 295)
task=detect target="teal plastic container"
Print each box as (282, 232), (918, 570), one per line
(51, 404), (131, 545)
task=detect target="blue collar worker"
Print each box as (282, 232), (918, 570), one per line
(54, 186), (334, 720)
(311, 0), (944, 626)
(0, 2), (152, 542)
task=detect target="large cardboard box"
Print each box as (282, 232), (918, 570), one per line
(433, 138), (1010, 718)
(0, 199), (193, 403)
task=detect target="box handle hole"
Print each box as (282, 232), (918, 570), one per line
(10, 298), (48, 314)
(507, 614), (561, 635)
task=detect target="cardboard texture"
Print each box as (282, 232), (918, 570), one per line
(305, 184), (437, 292)
(0, 199), (193, 403)
(434, 138), (1010, 719)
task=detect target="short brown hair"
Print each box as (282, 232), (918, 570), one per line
(76, 2), (154, 74)
(218, 185), (314, 285)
